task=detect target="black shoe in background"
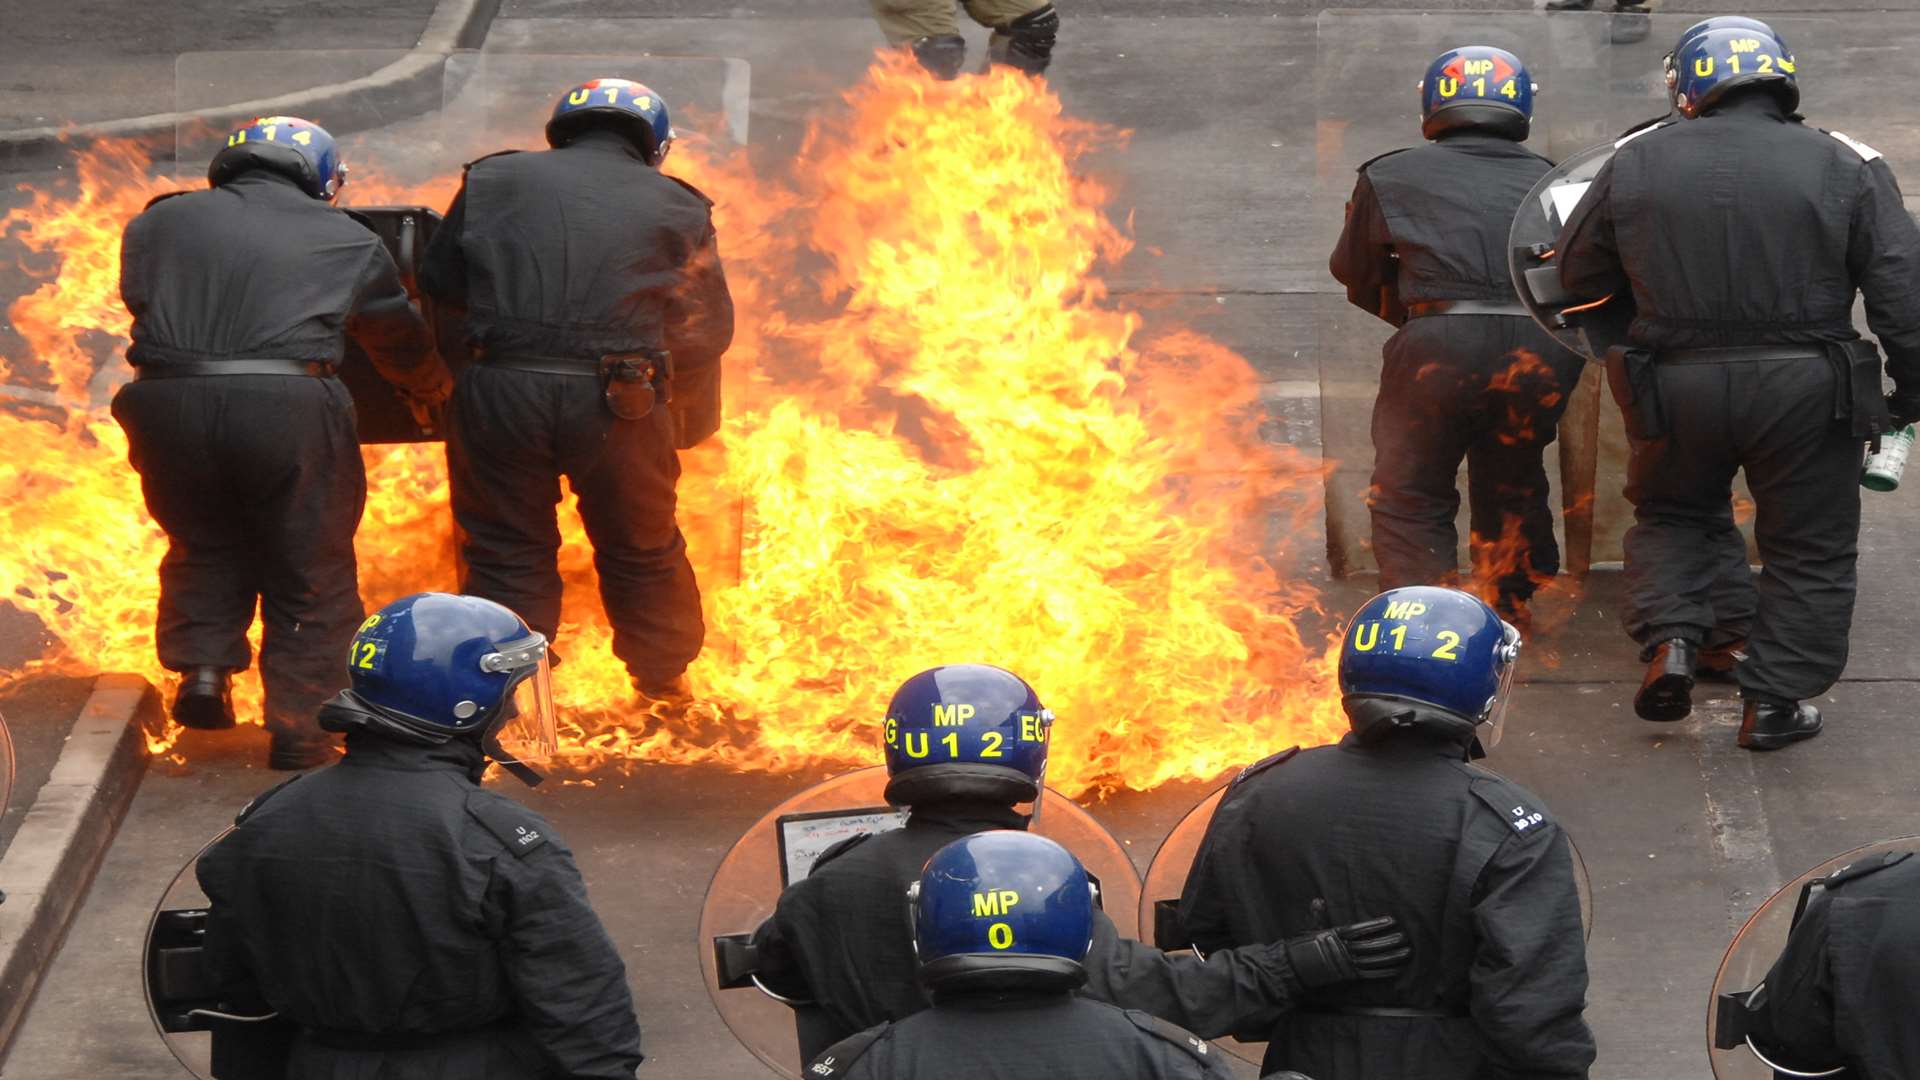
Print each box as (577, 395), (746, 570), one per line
(1738, 700), (1823, 751)
(1634, 639), (1696, 722)
(172, 667), (236, 730)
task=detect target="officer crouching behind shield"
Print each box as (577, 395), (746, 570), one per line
(751, 664), (1411, 1061)
(1332, 47), (1585, 629)
(806, 831), (1236, 1080)
(420, 79), (733, 713)
(115, 116), (453, 771)
(1555, 19), (1920, 750)
(195, 593), (643, 1078)
(1178, 587), (1594, 1080)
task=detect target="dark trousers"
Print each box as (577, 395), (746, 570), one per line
(111, 376), (366, 743)
(1368, 316), (1584, 607)
(446, 366), (703, 684)
(1622, 356), (1861, 703)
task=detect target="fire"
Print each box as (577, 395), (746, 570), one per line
(0, 55), (1346, 794)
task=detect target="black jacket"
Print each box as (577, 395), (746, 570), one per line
(1745, 850), (1920, 1080)
(1557, 91), (1920, 389)
(120, 170), (440, 391)
(807, 991), (1235, 1080)
(196, 733), (642, 1079)
(1178, 731), (1594, 1080)
(419, 131), (734, 371)
(752, 800), (1307, 1061)
(1330, 131), (1554, 325)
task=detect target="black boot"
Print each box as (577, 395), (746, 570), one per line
(1634, 639), (1696, 722)
(1695, 639), (1746, 683)
(172, 667), (235, 730)
(1544, 0), (1595, 9)
(1738, 700), (1823, 751)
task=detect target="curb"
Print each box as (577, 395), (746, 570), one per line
(0, 0), (501, 174)
(0, 675), (153, 1056)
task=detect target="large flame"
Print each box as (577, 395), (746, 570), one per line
(0, 56), (1348, 795)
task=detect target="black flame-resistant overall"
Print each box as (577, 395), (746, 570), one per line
(196, 734), (643, 1078)
(420, 131), (733, 688)
(1178, 731), (1595, 1080)
(1331, 132), (1584, 611)
(114, 171), (443, 748)
(752, 801), (1314, 1063)
(1557, 91), (1920, 705)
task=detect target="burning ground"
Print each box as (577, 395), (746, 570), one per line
(0, 55), (1346, 795)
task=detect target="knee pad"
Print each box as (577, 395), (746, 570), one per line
(989, 4), (1058, 75)
(910, 34), (968, 80)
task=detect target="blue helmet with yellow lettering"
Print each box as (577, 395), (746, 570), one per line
(882, 664), (1053, 809)
(546, 78), (675, 165)
(318, 593), (558, 784)
(911, 830), (1095, 993)
(1419, 46), (1535, 142)
(1671, 21), (1797, 119)
(1338, 586), (1521, 747)
(207, 116), (346, 201)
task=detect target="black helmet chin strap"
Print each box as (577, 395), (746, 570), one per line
(482, 732), (546, 787)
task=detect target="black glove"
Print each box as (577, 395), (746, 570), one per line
(1282, 900), (1411, 989)
(1886, 391), (1920, 429)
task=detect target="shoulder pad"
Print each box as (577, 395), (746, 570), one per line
(464, 792), (551, 857)
(1615, 119), (1673, 149)
(1230, 746), (1299, 788)
(463, 149), (523, 172)
(1468, 771), (1554, 839)
(234, 774), (302, 824)
(1825, 130), (1884, 162)
(1823, 850), (1912, 888)
(811, 832), (871, 871)
(806, 1022), (890, 1077)
(1355, 147), (1413, 174)
(1124, 1010), (1218, 1065)
(665, 174), (716, 207)
(142, 190), (194, 211)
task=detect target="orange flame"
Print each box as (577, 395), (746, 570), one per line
(0, 56), (1346, 794)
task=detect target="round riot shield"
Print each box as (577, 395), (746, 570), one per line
(699, 766), (1142, 1079)
(1137, 779), (1596, 1066)
(1508, 140), (1638, 364)
(142, 828), (234, 1080)
(0, 708), (15, 815)
(1707, 836), (1920, 1079)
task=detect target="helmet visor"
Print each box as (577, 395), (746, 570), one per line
(493, 653), (558, 765)
(1484, 620), (1523, 748)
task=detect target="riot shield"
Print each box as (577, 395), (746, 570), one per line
(143, 828), (295, 1080)
(0, 709), (14, 817)
(1707, 836), (1920, 1080)
(1136, 778), (1596, 1065)
(699, 766), (1142, 1079)
(1509, 141), (1635, 365)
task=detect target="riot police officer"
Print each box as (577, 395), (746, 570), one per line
(1725, 850), (1920, 1079)
(874, 0), (1059, 80)
(751, 664), (1411, 1060)
(115, 116), (450, 770)
(1179, 586), (1594, 1079)
(1331, 48), (1584, 625)
(196, 592), (643, 1078)
(420, 79), (733, 709)
(806, 831), (1235, 1080)
(1556, 20), (1920, 748)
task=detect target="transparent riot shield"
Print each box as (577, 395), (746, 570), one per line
(700, 766), (1142, 1079)
(1707, 836), (1920, 1080)
(1510, 142), (1632, 365)
(0, 709), (14, 817)
(1136, 779), (1595, 1066)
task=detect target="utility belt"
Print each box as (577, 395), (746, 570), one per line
(134, 359), (335, 380)
(1298, 1005), (1467, 1019)
(1404, 299), (1531, 319)
(1605, 340), (1889, 442)
(481, 347), (673, 423)
(302, 1018), (516, 1052)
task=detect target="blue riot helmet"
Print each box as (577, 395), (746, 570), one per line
(1663, 16), (1779, 105)
(546, 78), (675, 166)
(1338, 586), (1522, 748)
(1419, 46), (1535, 142)
(318, 593), (559, 785)
(1671, 22), (1798, 119)
(910, 831), (1096, 994)
(207, 116), (347, 201)
(882, 664), (1054, 809)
